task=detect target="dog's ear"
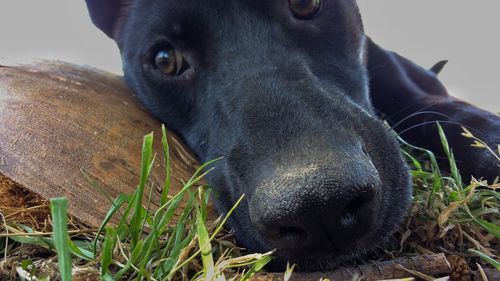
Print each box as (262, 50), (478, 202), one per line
(85, 0), (128, 39)
(366, 37), (449, 110)
(429, 60), (448, 75)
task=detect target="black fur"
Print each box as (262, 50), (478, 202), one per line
(85, 0), (499, 271)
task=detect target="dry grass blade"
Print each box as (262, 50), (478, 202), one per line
(437, 184), (477, 227)
(394, 264), (435, 281)
(475, 263), (489, 281)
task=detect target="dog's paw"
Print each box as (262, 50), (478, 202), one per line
(429, 100), (500, 183)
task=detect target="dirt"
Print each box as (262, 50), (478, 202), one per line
(0, 174), (51, 229)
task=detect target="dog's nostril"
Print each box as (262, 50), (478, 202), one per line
(340, 196), (366, 227)
(339, 187), (377, 230)
(278, 226), (308, 239)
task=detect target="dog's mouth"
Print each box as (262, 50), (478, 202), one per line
(268, 235), (378, 270)
(265, 222), (377, 257)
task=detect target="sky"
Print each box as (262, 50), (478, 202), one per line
(0, 0), (498, 112)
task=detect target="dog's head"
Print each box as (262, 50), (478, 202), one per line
(86, 0), (411, 270)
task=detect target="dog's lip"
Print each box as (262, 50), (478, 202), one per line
(263, 228), (374, 258)
(271, 241), (363, 264)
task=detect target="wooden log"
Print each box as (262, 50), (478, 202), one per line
(0, 61), (201, 227)
(251, 254), (452, 281)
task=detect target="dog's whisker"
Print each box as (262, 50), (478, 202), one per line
(397, 120), (467, 136)
(389, 110), (453, 131)
(384, 102), (441, 124)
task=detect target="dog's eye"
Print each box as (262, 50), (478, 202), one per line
(289, 0), (321, 19)
(153, 48), (187, 76)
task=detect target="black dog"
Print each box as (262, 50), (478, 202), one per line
(85, 0), (499, 270)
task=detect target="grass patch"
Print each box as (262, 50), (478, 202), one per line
(2, 126), (273, 280)
(0, 123), (498, 280)
(398, 124), (499, 271)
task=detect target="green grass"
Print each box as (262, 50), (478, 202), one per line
(49, 198), (72, 281)
(82, 126), (273, 280)
(2, 123), (499, 280)
(399, 123), (499, 269)
(4, 126), (273, 281)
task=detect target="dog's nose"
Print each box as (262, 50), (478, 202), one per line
(249, 149), (381, 254)
(256, 183), (379, 253)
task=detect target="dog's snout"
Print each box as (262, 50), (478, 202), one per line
(249, 147), (381, 255)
